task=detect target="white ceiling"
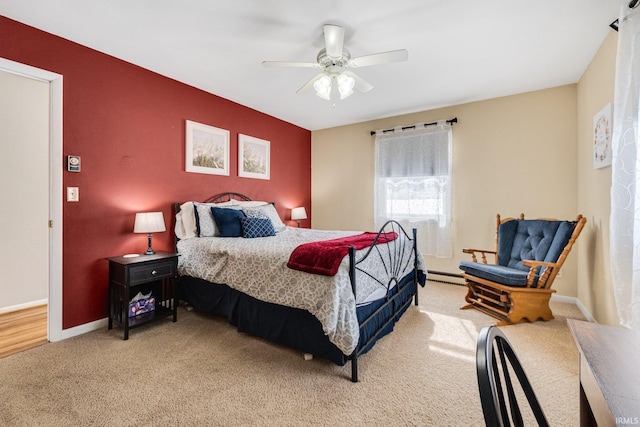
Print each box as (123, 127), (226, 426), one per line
(0, 0), (625, 131)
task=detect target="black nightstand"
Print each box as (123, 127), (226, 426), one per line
(106, 251), (179, 340)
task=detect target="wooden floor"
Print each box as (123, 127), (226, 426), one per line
(0, 304), (48, 359)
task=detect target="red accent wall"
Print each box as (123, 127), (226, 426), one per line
(0, 17), (311, 328)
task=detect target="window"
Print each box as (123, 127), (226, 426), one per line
(374, 121), (452, 257)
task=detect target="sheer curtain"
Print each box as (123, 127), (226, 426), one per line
(374, 121), (452, 257)
(610, 4), (640, 328)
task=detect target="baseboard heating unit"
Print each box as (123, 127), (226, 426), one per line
(427, 270), (464, 286)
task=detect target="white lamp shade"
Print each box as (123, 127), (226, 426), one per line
(291, 207), (307, 221)
(134, 212), (166, 233)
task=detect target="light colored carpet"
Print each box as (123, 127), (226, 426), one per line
(0, 282), (585, 426)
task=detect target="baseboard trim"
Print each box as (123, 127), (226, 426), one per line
(551, 294), (596, 323)
(0, 299), (48, 315)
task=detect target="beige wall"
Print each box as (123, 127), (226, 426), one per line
(312, 29), (623, 324)
(576, 31), (619, 325)
(312, 85), (579, 297)
(0, 70), (49, 310)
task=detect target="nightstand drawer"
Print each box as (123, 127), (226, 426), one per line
(129, 261), (175, 285)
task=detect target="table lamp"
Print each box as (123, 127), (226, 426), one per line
(291, 207), (307, 228)
(134, 212), (166, 255)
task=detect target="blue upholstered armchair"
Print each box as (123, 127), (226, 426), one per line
(459, 214), (586, 325)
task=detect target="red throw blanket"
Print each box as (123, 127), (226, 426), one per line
(287, 231), (398, 276)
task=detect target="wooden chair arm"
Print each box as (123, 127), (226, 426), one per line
(522, 260), (559, 269)
(522, 260), (560, 288)
(462, 248), (497, 264)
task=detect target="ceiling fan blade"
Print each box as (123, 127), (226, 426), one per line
(323, 24), (344, 59)
(262, 61), (319, 68)
(297, 72), (326, 93)
(343, 71), (373, 93)
(349, 49), (408, 68)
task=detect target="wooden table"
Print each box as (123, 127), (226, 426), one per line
(568, 319), (640, 427)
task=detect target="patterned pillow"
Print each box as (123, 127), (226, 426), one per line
(243, 208), (269, 219)
(242, 203), (286, 232)
(241, 217), (276, 238)
(194, 202), (217, 237)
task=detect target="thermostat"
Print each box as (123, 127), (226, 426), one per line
(67, 155), (81, 172)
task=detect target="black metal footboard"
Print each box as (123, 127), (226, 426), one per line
(348, 220), (420, 382)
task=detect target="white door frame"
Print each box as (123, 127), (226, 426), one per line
(0, 57), (64, 342)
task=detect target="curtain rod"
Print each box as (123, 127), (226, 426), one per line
(370, 117), (457, 136)
(611, 0), (638, 31)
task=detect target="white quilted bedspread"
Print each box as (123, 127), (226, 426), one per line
(177, 226), (424, 355)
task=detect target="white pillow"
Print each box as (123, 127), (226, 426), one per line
(242, 203), (286, 232)
(234, 200), (269, 208)
(174, 213), (185, 240)
(215, 200), (240, 207)
(175, 202), (197, 240)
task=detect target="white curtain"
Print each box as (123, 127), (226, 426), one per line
(611, 4), (640, 329)
(374, 121), (452, 258)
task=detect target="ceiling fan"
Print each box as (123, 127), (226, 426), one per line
(262, 24), (408, 103)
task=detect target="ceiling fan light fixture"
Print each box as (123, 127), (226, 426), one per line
(313, 75), (332, 100)
(313, 73), (355, 102)
(264, 24), (408, 101)
(336, 73), (355, 100)
(262, 24), (409, 103)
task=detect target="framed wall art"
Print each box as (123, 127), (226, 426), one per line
(593, 103), (612, 169)
(238, 134), (270, 180)
(185, 120), (230, 175)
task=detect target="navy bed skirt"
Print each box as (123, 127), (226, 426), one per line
(178, 271), (425, 366)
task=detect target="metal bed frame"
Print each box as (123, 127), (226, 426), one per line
(173, 192), (421, 382)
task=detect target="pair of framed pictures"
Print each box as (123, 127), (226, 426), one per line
(185, 120), (270, 180)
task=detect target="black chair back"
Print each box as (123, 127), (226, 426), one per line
(476, 326), (549, 427)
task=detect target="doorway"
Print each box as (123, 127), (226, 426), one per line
(0, 58), (63, 342)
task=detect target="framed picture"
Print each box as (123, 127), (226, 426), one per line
(238, 134), (270, 180)
(185, 120), (230, 175)
(593, 103), (612, 169)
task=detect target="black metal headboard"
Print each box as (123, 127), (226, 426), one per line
(173, 192), (252, 215)
(204, 192), (252, 204)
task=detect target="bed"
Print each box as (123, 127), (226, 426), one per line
(173, 192), (427, 381)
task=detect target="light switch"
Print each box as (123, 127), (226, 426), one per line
(67, 187), (79, 202)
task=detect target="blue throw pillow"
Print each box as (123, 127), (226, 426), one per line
(241, 217), (276, 238)
(211, 207), (245, 237)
